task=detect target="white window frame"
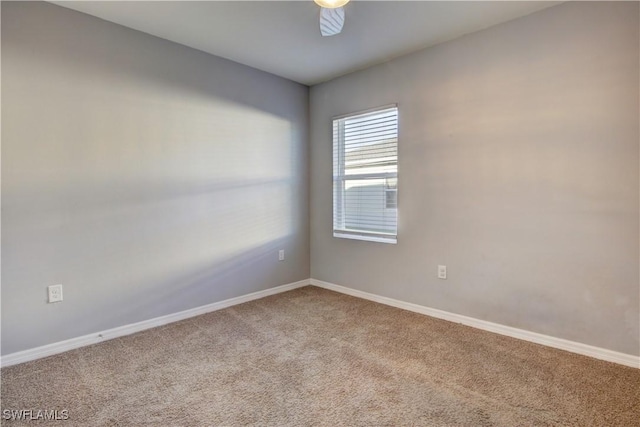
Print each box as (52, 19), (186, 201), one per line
(332, 104), (398, 244)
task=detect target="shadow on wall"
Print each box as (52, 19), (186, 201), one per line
(1, 1), (303, 121)
(1, 1), (309, 354)
(82, 235), (295, 334)
(2, 175), (300, 353)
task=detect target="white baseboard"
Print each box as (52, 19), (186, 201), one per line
(1, 279), (310, 368)
(310, 279), (639, 369)
(4, 278), (638, 369)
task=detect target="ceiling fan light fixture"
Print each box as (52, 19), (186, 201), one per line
(314, 0), (350, 9)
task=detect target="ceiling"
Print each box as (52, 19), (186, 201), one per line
(51, 1), (562, 86)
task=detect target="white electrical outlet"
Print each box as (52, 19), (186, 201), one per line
(437, 265), (447, 280)
(48, 284), (63, 303)
(278, 250), (285, 261)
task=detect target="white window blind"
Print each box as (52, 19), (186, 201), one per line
(333, 105), (398, 244)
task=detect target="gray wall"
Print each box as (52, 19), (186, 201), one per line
(3, 1), (638, 359)
(310, 1), (639, 356)
(1, 1), (309, 355)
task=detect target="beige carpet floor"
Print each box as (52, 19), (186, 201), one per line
(1, 286), (639, 426)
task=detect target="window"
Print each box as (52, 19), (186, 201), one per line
(333, 105), (398, 244)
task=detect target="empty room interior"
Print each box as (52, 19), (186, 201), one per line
(1, 0), (639, 425)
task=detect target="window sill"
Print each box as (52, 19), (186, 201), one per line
(333, 232), (397, 244)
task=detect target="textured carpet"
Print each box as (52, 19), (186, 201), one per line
(1, 286), (639, 426)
